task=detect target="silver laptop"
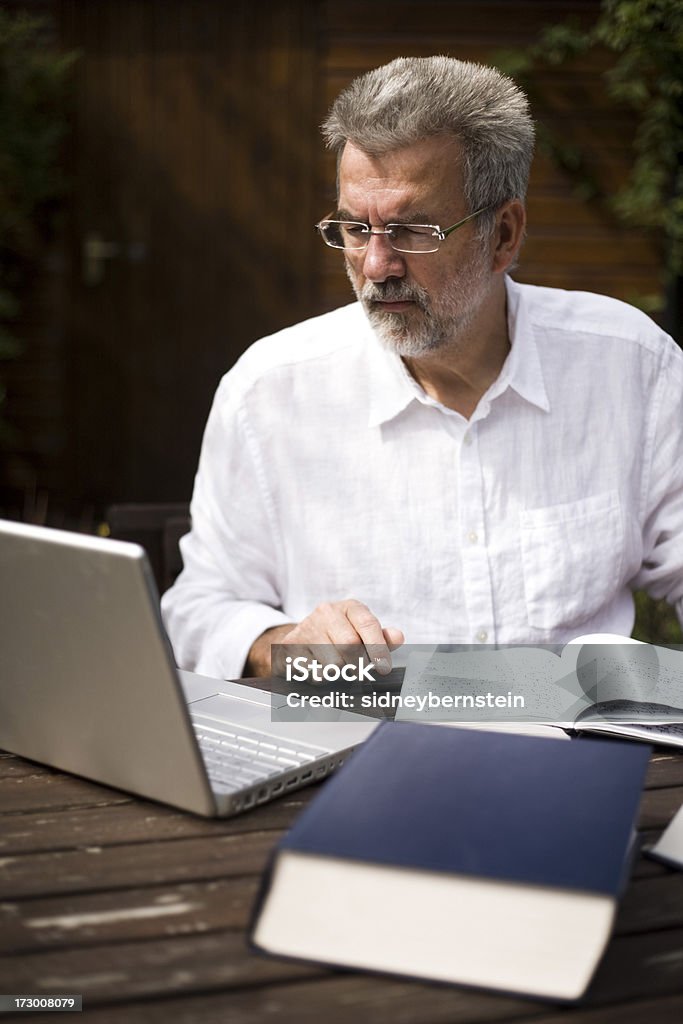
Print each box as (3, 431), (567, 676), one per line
(0, 519), (377, 817)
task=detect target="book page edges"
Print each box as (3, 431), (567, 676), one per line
(253, 850), (615, 1001)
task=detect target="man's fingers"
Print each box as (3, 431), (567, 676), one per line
(270, 639), (310, 676)
(383, 626), (405, 651)
(276, 600), (404, 679)
(364, 629), (404, 676)
(343, 600), (394, 675)
(279, 613), (348, 678)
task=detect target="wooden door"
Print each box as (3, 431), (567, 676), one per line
(59, 0), (317, 507)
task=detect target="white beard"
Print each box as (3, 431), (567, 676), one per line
(347, 248), (493, 358)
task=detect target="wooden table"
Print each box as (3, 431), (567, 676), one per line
(2, 740), (683, 1023)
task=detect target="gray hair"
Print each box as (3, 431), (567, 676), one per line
(322, 56), (535, 238)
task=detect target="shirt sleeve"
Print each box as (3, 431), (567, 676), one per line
(161, 372), (291, 679)
(631, 335), (683, 625)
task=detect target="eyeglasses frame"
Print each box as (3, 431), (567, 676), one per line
(315, 206), (492, 254)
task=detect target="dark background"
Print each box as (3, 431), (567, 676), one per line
(0, 0), (666, 526)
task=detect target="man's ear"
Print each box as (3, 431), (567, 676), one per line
(491, 199), (526, 274)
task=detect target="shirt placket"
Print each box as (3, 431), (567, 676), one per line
(458, 420), (496, 644)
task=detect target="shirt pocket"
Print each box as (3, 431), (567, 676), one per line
(519, 491), (624, 632)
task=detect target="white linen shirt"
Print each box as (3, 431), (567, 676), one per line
(161, 277), (683, 679)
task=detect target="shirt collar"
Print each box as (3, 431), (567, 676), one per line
(364, 276), (550, 429)
(365, 318), (418, 428)
(499, 276), (550, 413)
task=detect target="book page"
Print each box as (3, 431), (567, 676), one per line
(577, 720), (683, 748)
(566, 640), (683, 725)
(396, 640), (683, 730)
(650, 802), (683, 868)
(397, 648), (591, 726)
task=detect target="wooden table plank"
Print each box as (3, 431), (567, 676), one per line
(0, 929), (323, 1000)
(70, 991), (683, 1024)
(584, 926), (683, 1003)
(0, 768), (133, 814)
(637, 785), (683, 830)
(2, 926), (683, 1016)
(646, 752), (683, 789)
(6, 988), (683, 1024)
(0, 984), (550, 1024)
(508, 994), (683, 1024)
(0, 876), (260, 954)
(615, 873), (683, 934)
(68, 975), (547, 1024)
(0, 791), (311, 855)
(0, 831), (278, 900)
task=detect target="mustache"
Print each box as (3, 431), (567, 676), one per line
(360, 280), (428, 310)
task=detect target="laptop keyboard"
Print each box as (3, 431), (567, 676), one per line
(191, 718), (332, 794)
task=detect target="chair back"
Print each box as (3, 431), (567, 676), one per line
(103, 503), (190, 593)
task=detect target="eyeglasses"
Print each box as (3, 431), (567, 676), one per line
(315, 206), (491, 254)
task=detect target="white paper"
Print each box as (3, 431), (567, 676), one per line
(651, 803), (683, 869)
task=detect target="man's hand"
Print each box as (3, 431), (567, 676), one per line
(244, 599), (404, 678)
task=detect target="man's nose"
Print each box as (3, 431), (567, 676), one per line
(360, 232), (407, 283)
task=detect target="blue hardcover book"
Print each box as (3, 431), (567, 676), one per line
(251, 721), (650, 1001)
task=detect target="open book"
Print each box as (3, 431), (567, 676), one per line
(396, 634), (683, 748)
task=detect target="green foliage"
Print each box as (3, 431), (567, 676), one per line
(632, 589), (683, 644)
(496, 0), (683, 306)
(0, 10), (78, 439)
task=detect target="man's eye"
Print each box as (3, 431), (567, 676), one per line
(400, 226), (435, 237)
(345, 224), (368, 236)
(386, 226), (430, 242)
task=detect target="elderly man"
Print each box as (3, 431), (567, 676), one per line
(161, 56), (683, 680)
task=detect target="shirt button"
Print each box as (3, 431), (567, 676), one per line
(477, 630), (488, 643)
(468, 531), (478, 544)
(463, 433), (473, 446)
